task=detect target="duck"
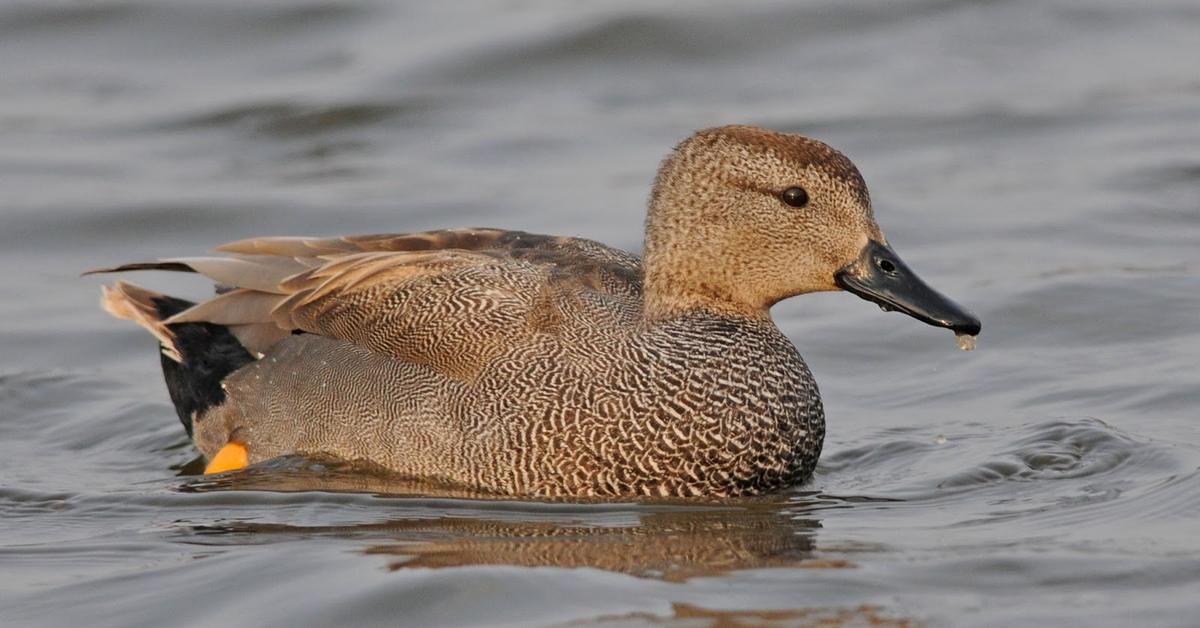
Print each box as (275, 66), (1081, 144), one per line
(91, 125), (980, 498)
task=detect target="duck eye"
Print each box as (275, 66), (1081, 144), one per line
(780, 187), (808, 208)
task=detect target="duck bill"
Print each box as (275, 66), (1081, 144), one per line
(834, 240), (981, 336)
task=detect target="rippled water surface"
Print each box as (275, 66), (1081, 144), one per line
(2, 1), (1199, 626)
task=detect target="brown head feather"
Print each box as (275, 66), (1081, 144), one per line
(643, 125), (883, 319)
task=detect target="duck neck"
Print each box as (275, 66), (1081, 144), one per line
(642, 257), (766, 323)
(641, 209), (771, 323)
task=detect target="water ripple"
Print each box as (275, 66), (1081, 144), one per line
(163, 100), (430, 137)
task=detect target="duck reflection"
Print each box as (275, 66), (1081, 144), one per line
(181, 457), (846, 581)
(365, 507), (821, 580)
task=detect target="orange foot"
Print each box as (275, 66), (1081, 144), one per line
(204, 442), (248, 474)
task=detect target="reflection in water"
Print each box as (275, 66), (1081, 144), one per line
(181, 457), (849, 581)
(585, 604), (915, 627)
(364, 508), (824, 581)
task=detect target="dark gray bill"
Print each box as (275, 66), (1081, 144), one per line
(834, 240), (981, 336)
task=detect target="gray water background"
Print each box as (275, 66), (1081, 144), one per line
(1, 1), (1199, 626)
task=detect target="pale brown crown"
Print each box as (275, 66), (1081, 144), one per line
(643, 125), (883, 319)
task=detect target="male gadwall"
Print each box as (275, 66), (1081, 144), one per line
(92, 125), (980, 497)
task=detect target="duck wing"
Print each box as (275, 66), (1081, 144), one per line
(95, 229), (643, 380)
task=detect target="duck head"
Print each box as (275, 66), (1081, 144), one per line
(643, 125), (980, 337)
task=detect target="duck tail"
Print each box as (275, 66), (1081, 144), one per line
(99, 281), (253, 438)
(100, 281), (185, 361)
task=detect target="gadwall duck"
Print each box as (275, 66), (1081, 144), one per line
(92, 125), (980, 498)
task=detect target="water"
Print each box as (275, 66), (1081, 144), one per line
(2, 1), (1198, 626)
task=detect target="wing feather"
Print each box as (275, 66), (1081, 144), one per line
(94, 228), (643, 377)
(166, 289), (286, 325)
